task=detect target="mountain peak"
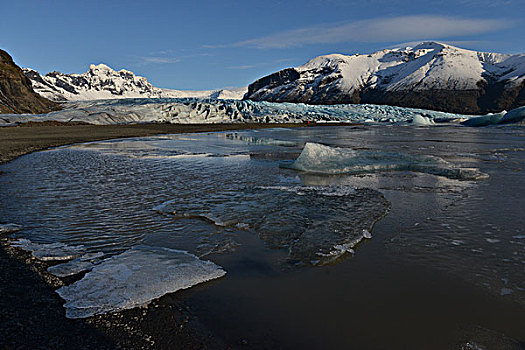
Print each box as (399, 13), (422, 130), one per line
(24, 64), (247, 102)
(89, 63), (114, 72)
(245, 44), (525, 114)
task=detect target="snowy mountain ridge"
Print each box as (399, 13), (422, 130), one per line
(245, 42), (525, 114)
(24, 64), (247, 102)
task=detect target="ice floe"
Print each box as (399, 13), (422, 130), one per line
(155, 186), (390, 265)
(282, 143), (489, 180)
(11, 238), (86, 261)
(56, 245), (226, 318)
(47, 252), (105, 277)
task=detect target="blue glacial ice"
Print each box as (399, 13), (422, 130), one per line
(1, 98), (523, 126)
(281, 143), (489, 180)
(0, 97), (478, 125)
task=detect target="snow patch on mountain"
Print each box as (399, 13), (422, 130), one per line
(296, 42), (524, 92)
(23, 64), (247, 102)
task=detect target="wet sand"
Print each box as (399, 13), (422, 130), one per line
(0, 122), (308, 164)
(0, 122), (309, 349)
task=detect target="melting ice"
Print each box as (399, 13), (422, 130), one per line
(155, 186), (390, 265)
(56, 245), (226, 318)
(282, 143), (489, 180)
(11, 238), (86, 261)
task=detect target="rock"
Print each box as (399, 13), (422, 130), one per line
(0, 49), (61, 114)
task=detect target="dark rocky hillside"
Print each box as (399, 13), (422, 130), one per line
(0, 49), (61, 114)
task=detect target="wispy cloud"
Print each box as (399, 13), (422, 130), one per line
(141, 57), (181, 64)
(228, 64), (257, 70)
(137, 52), (213, 65)
(213, 15), (512, 49)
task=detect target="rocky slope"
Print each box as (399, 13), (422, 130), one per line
(24, 64), (247, 102)
(0, 49), (61, 114)
(245, 42), (525, 114)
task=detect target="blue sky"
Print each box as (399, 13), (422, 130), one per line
(1, 0), (523, 90)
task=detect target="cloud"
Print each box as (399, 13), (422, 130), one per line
(138, 52), (213, 65)
(228, 64), (257, 70)
(220, 15), (512, 49)
(141, 57), (180, 64)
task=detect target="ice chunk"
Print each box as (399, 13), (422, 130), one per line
(0, 223), (22, 234)
(461, 111), (506, 127)
(11, 238), (86, 261)
(48, 260), (95, 277)
(56, 245), (226, 318)
(362, 229), (372, 239)
(281, 143), (488, 180)
(47, 252), (105, 277)
(500, 106), (525, 124)
(224, 133), (298, 147)
(410, 114), (435, 126)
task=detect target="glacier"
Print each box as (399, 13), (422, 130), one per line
(0, 97), (470, 125)
(1, 97), (523, 126)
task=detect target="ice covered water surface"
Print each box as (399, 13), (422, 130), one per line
(56, 245), (226, 318)
(47, 252), (105, 277)
(283, 143), (489, 180)
(155, 186), (390, 265)
(11, 238), (86, 261)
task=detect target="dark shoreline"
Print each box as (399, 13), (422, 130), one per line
(0, 122), (315, 349)
(0, 122), (312, 165)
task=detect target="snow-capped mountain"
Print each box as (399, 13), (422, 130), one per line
(245, 42), (525, 114)
(24, 64), (247, 102)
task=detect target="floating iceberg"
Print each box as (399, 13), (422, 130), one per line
(11, 238), (86, 261)
(500, 106), (525, 124)
(461, 111), (506, 127)
(410, 114), (435, 126)
(282, 143), (489, 180)
(56, 245), (226, 318)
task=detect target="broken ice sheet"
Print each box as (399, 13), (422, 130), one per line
(56, 245), (226, 318)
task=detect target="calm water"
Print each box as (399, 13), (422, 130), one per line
(1, 125), (524, 348)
